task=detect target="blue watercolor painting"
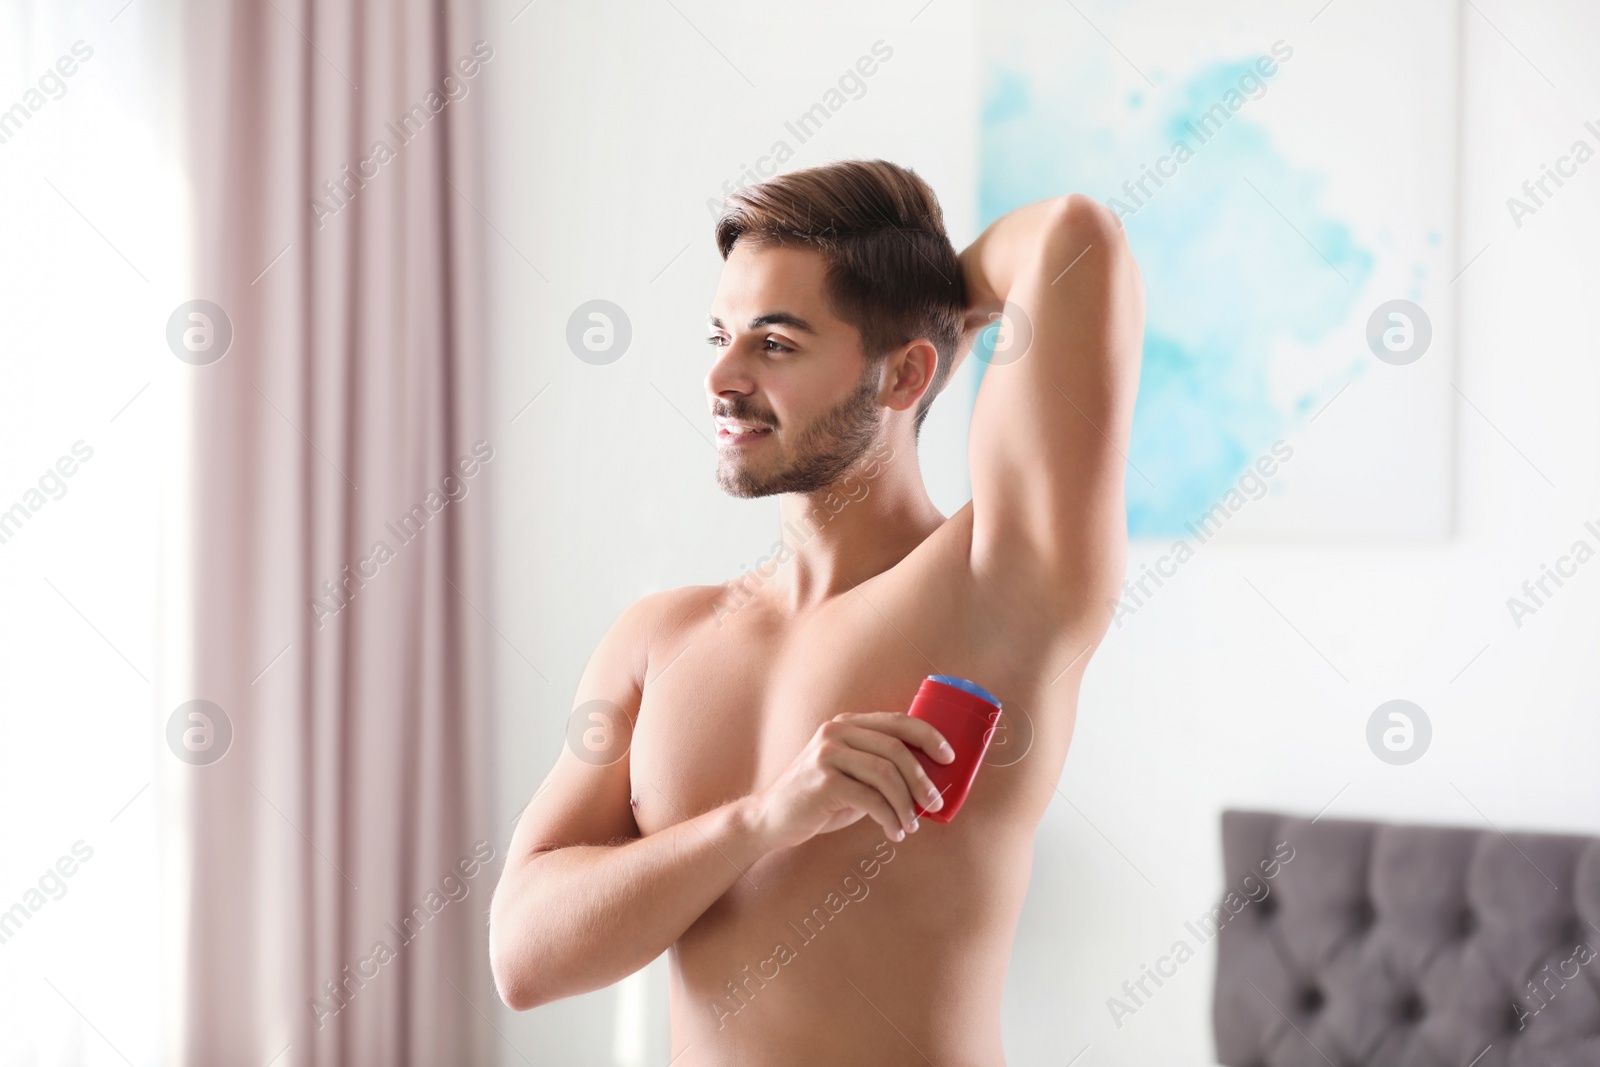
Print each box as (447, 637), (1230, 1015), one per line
(979, 55), (1376, 537)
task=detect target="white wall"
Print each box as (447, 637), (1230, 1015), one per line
(481, 2), (1600, 1064)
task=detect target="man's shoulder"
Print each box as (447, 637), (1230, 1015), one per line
(613, 584), (727, 639)
(586, 585), (725, 689)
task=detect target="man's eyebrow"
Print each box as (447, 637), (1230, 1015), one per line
(707, 312), (817, 334)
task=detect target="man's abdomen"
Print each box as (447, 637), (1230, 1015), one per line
(665, 815), (1031, 1067)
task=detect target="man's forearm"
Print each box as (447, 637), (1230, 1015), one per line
(490, 793), (771, 1010)
(951, 197), (1074, 382)
(957, 196), (1073, 310)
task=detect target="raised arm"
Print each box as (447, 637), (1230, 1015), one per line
(959, 193), (1144, 626)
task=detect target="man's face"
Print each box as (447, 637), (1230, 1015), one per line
(705, 241), (885, 498)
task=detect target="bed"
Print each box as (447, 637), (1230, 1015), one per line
(1213, 809), (1600, 1067)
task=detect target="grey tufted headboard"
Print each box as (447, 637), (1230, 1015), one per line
(1213, 809), (1600, 1067)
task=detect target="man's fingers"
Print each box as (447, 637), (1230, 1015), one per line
(827, 747), (919, 833)
(838, 777), (909, 841)
(833, 710), (955, 764)
(835, 723), (944, 812)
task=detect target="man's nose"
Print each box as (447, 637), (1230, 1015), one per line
(705, 343), (755, 402)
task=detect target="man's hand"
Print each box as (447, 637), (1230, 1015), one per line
(747, 712), (956, 850)
(946, 245), (1004, 385)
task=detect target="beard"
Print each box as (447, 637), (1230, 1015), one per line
(715, 364), (883, 498)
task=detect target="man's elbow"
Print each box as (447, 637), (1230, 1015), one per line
(489, 878), (557, 1011)
(494, 978), (545, 1013)
(1044, 193), (1136, 279)
(490, 931), (548, 1012)
(1051, 192), (1123, 244)
(1047, 193), (1145, 355)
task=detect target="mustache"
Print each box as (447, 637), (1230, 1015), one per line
(712, 400), (777, 429)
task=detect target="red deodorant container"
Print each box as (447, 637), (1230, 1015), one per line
(906, 675), (1003, 824)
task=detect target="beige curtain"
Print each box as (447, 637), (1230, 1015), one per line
(175, 1), (493, 1063)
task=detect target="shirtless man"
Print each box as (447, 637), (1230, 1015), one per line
(489, 159), (1144, 1066)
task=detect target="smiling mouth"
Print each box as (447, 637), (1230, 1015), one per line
(715, 421), (774, 445)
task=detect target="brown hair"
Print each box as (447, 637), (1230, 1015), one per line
(714, 159), (967, 434)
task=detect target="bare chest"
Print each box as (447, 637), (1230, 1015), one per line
(628, 560), (1061, 836)
(631, 600), (917, 828)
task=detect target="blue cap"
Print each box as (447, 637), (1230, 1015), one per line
(928, 674), (1000, 708)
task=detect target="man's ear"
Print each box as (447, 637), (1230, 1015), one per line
(879, 339), (939, 414)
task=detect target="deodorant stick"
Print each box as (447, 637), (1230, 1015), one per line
(905, 675), (1003, 824)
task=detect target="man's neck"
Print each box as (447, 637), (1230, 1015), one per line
(771, 437), (945, 613)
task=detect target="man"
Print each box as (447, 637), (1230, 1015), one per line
(490, 159), (1144, 1065)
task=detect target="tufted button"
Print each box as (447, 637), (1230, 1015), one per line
(1299, 986), (1325, 1014)
(1561, 917), (1587, 944)
(1505, 1000), (1529, 1033)
(1397, 992), (1425, 1023)
(1352, 898), (1376, 931)
(1457, 908), (1476, 937)
(1257, 896), (1278, 920)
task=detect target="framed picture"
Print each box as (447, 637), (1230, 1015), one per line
(980, 0), (1461, 540)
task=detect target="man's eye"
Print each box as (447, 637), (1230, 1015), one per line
(704, 335), (790, 353)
